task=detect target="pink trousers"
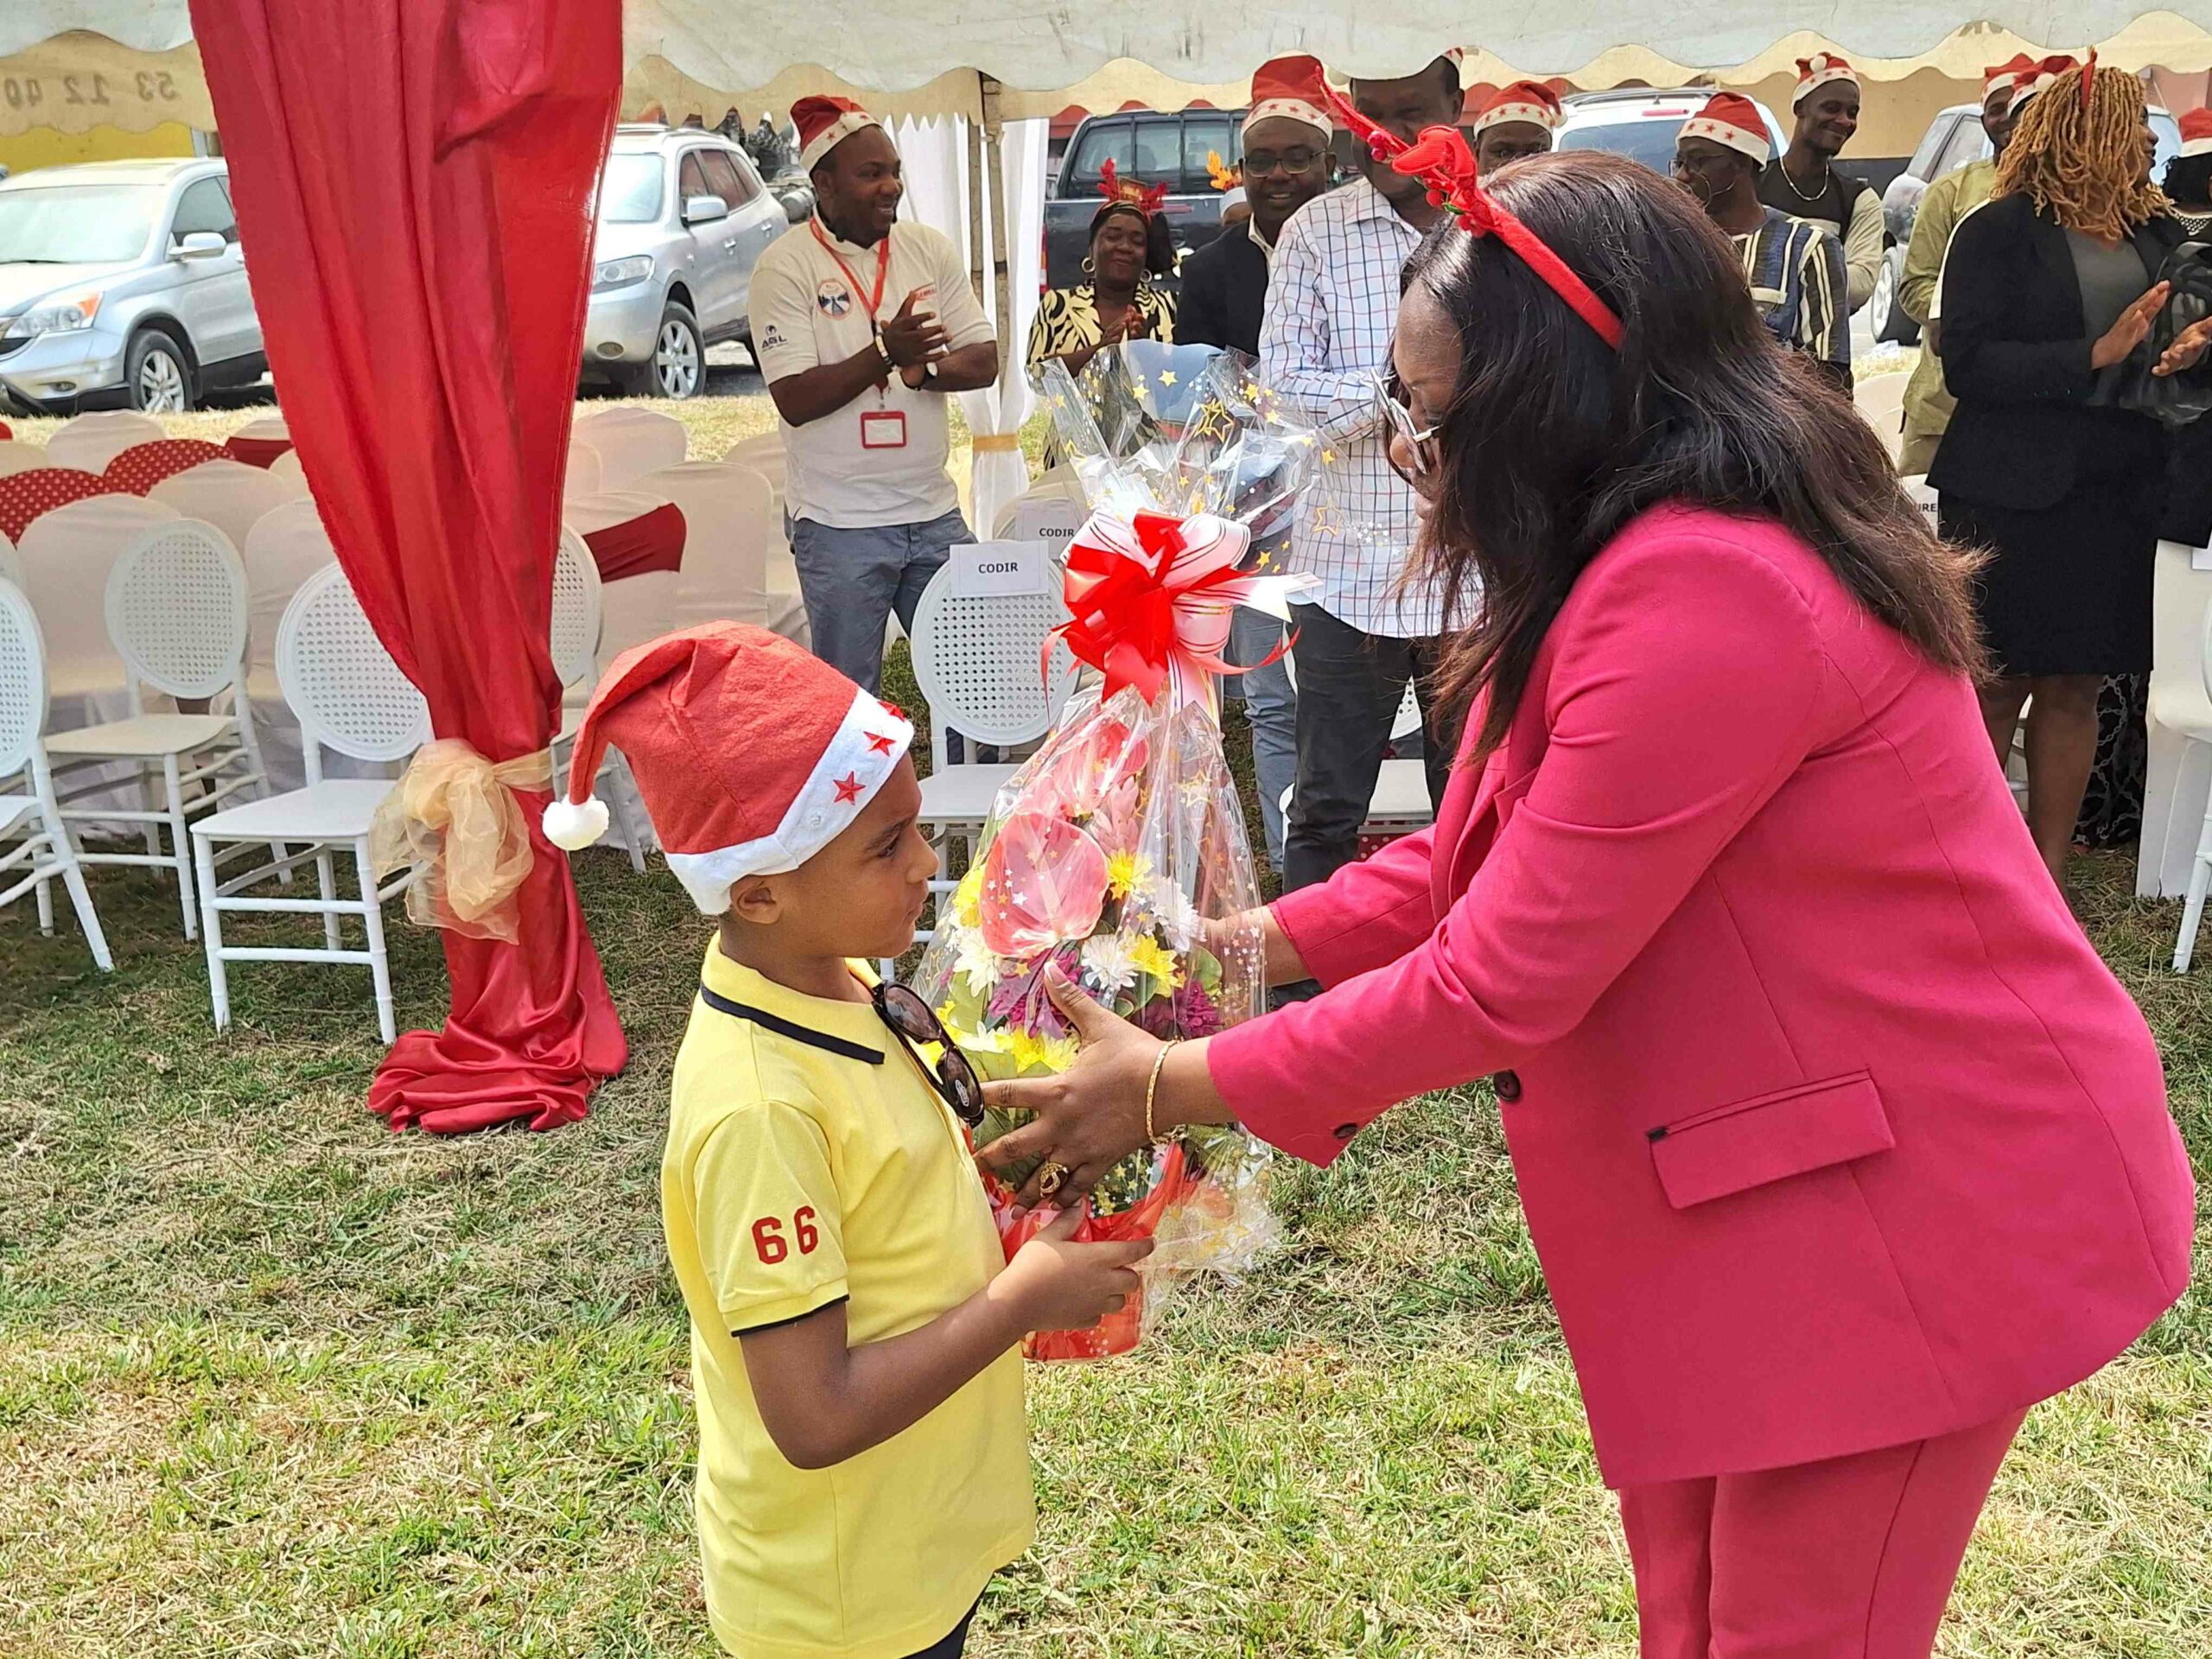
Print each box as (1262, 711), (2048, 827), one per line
(1618, 1409), (2029, 1659)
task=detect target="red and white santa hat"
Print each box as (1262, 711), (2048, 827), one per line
(1244, 54), (1331, 141)
(543, 623), (914, 915)
(2180, 107), (2212, 159)
(2008, 54), (2082, 116)
(1793, 53), (1859, 107)
(1982, 53), (2040, 98)
(1471, 80), (1564, 137)
(1681, 92), (1773, 165)
(794, 94), (883, 173)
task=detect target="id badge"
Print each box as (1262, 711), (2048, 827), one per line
(861, 410), (909, 449)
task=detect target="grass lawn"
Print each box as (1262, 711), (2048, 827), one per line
(2, 394), (2208, 1655)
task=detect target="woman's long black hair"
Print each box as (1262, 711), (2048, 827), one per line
(1402, 149), (1986, 761)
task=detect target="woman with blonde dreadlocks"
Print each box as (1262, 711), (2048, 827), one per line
(1930, 62), (2212, 891)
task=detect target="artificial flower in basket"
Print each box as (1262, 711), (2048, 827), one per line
(908, 350), (1319, 1359)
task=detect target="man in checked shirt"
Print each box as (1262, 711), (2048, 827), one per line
(1262, 53), (1463, 893)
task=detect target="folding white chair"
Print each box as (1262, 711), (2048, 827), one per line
(43, 410), (165, 476)
(0, 577), (112, 970)
(2169, 595), (2212, 970)
(561, 489), (678, 664)
(631, 461), (773, 632)
(575, 407), (687, 489)
(149, 457), (302, 554)
(190, 563), (430, 1044)
(44, 519), (277, 940)
(546, 528), (653, 872)
(0, 440), (50, 479)
(906, 559), (1077, 945)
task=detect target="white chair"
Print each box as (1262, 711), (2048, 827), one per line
(2141, 540), (2212, 900)
(988, 464), (1084, 538)
(2168, 592), (2212, 969)
(575, 407), (687, 489)
(565, 435), (605, 499)
(16, 494), (181, 702)
(0, 440), (50, 478)
(43, 410), (165, 476)
(0, 577), (112, 970)
(546, 528), (652, 872)
(149, 458), (302, 554)
(191, 563), (430, 1044)
(631, 461), (773, 633)
(230, 414), (289, 447)
(561, 488), (678, 665)
(43, 520), (276, 941)
(0, 532), (18, 588)
(268, 448), (308, 487)
(1854, 371), (1910, 461)
(721, 434), (784, 491)
(907, 561), (1078, 944)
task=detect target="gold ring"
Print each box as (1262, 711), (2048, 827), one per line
(1036, 1161), (1070, 1199)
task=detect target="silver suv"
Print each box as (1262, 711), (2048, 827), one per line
(0, 157), (263, 416)
(585, 125), (788, 398)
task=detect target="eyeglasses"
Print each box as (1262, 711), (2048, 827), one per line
(872, 982), (986, 1127)
(1372, 365), (1442, 482)
(1241, 146), (1324, 176)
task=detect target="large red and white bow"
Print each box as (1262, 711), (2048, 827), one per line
(1058, 509), (1275, 708)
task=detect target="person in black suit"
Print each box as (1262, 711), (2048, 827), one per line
(1178, 55), (1335, 874)
(1930, 63), (2212, 888)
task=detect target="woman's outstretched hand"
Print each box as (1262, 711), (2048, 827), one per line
(2153, 314), (2212, 378)
(976, 968), (1161, 1206)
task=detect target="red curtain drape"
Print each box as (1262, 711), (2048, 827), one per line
(193, 0), (627, 1131)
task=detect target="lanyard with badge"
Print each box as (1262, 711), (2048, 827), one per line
(811, 219), (911, 451)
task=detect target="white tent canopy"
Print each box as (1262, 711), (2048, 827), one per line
(8, 10), (2212, 137)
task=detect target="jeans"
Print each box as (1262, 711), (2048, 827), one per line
(1282, 601), (1448, 893)
(788, 507), (970, 695)
(1226, 605), (1296, 874)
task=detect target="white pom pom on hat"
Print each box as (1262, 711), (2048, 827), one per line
(542, 793), (611, 851)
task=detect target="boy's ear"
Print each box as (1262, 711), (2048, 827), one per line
(728, 874), (781, 925)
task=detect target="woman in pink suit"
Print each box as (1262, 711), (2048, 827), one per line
(983, 149), (2194, 1657)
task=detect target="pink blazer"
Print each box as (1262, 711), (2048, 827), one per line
(1207, 503), (2194, 1490)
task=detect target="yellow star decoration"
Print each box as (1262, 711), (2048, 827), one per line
(1128, 375), (1149, 396)
(1129, 934), (1184, 988)
(1255, 550), (1274, 569)
(952, 865), (984, 929)
(1158, 369), (1178, 386)
(1321, 448), (1338, 465)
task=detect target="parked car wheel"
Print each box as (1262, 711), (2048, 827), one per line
(126, 329), (194, 412)
(1870, 248), (1921, 347)
(629, 302), (703, 400)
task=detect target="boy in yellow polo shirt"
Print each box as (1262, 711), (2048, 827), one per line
(547, 623), (1147, 1659)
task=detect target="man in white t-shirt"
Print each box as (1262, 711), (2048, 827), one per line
(749, 96), (999, 692)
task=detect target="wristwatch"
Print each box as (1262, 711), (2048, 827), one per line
(922, 359), (942, 383)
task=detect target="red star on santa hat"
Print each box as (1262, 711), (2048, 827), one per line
(864, 731), (897, 755)
(833, 772), (865, 804)
(879, 700), (906, 721)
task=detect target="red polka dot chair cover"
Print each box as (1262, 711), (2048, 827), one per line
(104, 438), (227, 497)
(0, 468), (119, 546)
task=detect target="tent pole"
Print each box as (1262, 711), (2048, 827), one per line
(967, 85), (988, 337)
(982, 73), (1013, 378)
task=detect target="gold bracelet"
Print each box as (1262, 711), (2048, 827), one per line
(1145, 1039), (1181, 1146)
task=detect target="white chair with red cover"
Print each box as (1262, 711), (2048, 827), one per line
(0, 577), (112, 970)
(629, 461), (772, 634)
(43, 519), (278, 940)
(43, 410), (166, 476)
(561, 488), (679, 666)
(575, 406), (686, 489)
(189, 563), (431, 1044)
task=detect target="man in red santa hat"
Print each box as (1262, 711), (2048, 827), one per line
(747, 95), (1000, 696)
(1758, 52), (1886, 310)
(1470, 79), (1562, 174)
(1677, 92), (1852, 387)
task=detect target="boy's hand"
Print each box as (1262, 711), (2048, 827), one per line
(991, 1204), (1153, 1332)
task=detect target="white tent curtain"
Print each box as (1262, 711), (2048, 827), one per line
(892, 112), (1049, 537)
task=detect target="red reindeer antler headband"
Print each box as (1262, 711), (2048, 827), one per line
(1322, 83), (1624, 350)
(1097, 157), (1171, 216)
